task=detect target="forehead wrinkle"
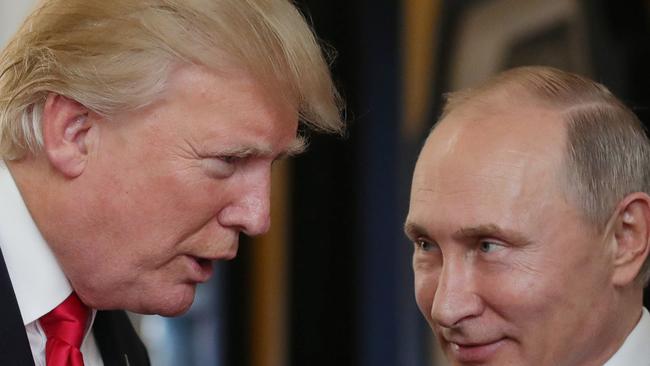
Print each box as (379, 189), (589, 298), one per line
(413, 170), (512, 198)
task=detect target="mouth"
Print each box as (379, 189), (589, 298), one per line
(446, 338), (507, 363)
(184, 242), (239, 283)
(186, 256), (215, 283)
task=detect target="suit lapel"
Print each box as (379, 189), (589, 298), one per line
(0, 249), (150, 366)
(0, 248), (35, 366)
(93, 310), (151, 366)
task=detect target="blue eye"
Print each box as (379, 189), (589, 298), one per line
(415, 240), (437, 252)
(479, 240), (503, 253)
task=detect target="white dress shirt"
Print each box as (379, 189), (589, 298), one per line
(0, 164), (103, 366)
(603, 307), (650, 365)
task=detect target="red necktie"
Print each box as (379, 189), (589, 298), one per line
(39, 293), (89, 366)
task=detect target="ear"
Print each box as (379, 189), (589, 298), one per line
(42, 93), (93, 178)
(611, 192), (650, 286)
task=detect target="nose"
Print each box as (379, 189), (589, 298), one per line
(218, 169), (272, 236)
(431, 259), (484, 328)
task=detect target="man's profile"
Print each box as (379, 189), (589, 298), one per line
(0, 0), (343, 365)
(405, 66), (650, 365)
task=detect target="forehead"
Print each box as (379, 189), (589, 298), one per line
(166, 63), (297, 119)
(420, 100), (567, 178)
(152, 64), (300, 152)
(408, 101), (572, 236)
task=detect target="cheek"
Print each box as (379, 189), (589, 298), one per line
(414, 271), (437, 320)
(481, 261), (572, 345)
(481, 261), (548, 312)
(123, 168), (222, 220)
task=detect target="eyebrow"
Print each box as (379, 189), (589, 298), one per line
(217, 136), (307, 160)
(403, 221), (532, 246)
(403, 221), (427, 241)
(277, 135), (308, 159)
(452, 223), (532, 246)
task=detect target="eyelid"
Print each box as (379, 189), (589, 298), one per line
(477, 238), (507, 253)
(219, 155), (241, 164)
(478, 237), (506, 246)
(201, 156), (236, 178)
(479, 237), (499, 243)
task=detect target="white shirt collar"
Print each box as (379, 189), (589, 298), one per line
(603, 307), (650, 365)
(0, 164), (72, 325)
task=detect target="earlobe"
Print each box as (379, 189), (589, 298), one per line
(611, 193), (650, 286)
(42, 94), (93, 178)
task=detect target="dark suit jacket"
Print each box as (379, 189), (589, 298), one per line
(0, 248), (150, 366)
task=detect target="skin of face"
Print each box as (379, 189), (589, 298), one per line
(38, 64), (301, 316)
(405, 100), (625, 366)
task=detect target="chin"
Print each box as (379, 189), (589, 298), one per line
(126, 298), (194, 317)
(156, 301), (194, 317)
(75, 279), (197, 316)
(150, 285), (197, 317)
(92, 285), (197, 316)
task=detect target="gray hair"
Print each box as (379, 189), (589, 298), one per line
(442, 66), (650, 285)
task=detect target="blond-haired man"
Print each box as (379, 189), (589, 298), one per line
(405, 66), (650, 365)
(0, 1), (343, 365)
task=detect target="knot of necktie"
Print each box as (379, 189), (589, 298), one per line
(40, 292), (89, 366)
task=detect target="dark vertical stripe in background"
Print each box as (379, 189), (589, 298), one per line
(290, 0), (361, 364)
(356, 0), (401, 365)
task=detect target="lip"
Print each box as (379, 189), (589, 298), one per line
(447, 338), (507, 363)
(186, 255), (214, 283)
(184, 243), (238, 283)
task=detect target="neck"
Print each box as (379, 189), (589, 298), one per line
(582, 289), (644, 366)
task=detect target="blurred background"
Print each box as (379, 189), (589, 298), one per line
(2, 0), (650, 365)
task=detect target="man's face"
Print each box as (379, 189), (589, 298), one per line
(405, 102), (618, 365)
(52, 65), (300, 316)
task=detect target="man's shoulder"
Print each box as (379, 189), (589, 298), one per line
(0, 248), (34, 366)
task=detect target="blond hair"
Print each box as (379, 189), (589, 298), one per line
(440, 66), (650, 285)
(0, 0), (344, 160)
